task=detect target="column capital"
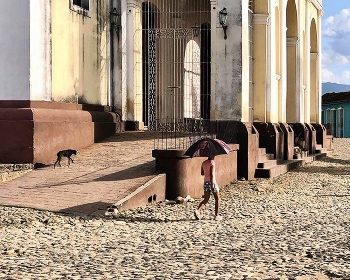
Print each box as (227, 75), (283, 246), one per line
(127, 0), (142, 10)
(287, 37), (299, 46)
(310, 52), (319, 60)
(318, 10), (324, 18)
(253, 14), (270, 25)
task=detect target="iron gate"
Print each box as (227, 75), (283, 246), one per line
(138, 0), (212, 148)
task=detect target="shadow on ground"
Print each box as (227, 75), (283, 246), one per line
(60, 201), (112, 216)
(94, 162), (155, 181)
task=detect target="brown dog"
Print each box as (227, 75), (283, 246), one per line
(54, 149), (77, 168)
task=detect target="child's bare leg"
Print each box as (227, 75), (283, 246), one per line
(213, 192), (220, 216)
(198, 192), (210, 211)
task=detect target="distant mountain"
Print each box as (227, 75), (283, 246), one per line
(322, 82), (350, 95)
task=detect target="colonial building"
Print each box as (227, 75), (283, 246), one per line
(0, 0), (328, 181)
(322, 92), (349, 138)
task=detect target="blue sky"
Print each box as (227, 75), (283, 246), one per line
(322, 0), (350, 85)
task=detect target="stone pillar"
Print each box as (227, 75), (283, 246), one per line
(286, 37), (300, 123)
(310, 52), (319, 123)
(110, 0), (123, 115)
(30, 0), (52, 101)
(253, 13), (269, 122)
(304, 0), (311, 123)
(241, 0), (250, 122)
(267, 3), (278, 123)
(124, 0), (143, 124)
(279, 3), (287, 123)
(316, 11), (323, 124)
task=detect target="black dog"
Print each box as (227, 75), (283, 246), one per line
(54, 149), (77, 168)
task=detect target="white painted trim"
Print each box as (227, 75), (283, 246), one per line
(30, 0), (52, 101)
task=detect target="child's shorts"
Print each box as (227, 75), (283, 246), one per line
(203, 181), (219, 193)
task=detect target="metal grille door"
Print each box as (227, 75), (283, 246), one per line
(139, 0), (211, 131)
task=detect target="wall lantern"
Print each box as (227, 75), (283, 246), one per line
(110, 7), (121, 32)
(191, 22), (200, 37)
(218, 7), (228, 39)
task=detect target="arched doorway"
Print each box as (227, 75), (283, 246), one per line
(141, 0), (211, 130)
(184, 40), (201, 119)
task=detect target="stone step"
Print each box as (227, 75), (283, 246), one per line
(255, 152), (328, 179)
(257, 159), (285, 169)
(258, 148), (266, 155)
(258, 153), (275, 162)
(315, 144), (323, 150)
(316, 148), (328, 154)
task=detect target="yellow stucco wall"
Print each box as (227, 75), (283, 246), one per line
(51, 0), (109, 105)
(253, 23), (267, 121)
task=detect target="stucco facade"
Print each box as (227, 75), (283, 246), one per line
(0, 0), (326, 168)
(116, 0), (323, 126)
(322, 92), (350, 138)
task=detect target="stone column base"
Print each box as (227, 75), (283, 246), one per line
(0, 101), (121, 165)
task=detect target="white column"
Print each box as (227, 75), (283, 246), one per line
(30, 0), (52, 101)
(241, 0), (251, 122)
(286, 37), (300, 122)
(316, 11), (323, 123)
(267, 0), (277, 123)
(296, 2), (303, 123)
(304, 0), (311, 123)
(253, 13), (269, 122)
(310, 52), (319, 122)
(279, 0), (287, 123)
(124, 0), (142, 121)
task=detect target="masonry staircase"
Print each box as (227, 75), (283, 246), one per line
(254, 144), (330, 178)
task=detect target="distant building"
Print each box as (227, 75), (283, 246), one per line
(322, 92), (350, 138)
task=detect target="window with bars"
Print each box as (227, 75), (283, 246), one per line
(70, 0), (90, 16)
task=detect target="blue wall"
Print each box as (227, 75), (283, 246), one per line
(322, 102), (350, 138)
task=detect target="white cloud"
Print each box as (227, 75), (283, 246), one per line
(323, 27), (336, 37)
(323, 7), (350, 57)
(322, 68), (340, 83)
(322, 52), (349, 66)
(341, 71), (350, 84)
(323, 8), (350, 37)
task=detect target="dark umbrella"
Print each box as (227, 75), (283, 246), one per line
(184, 138), (232, 158)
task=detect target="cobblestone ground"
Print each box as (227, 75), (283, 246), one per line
(0, 139), (349, 279)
